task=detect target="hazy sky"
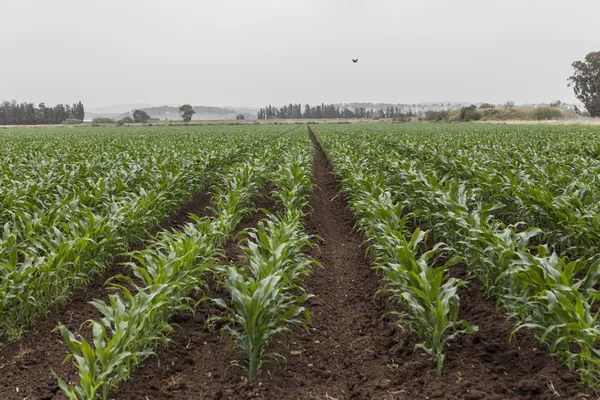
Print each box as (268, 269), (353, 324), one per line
(1, 0), (598, 108)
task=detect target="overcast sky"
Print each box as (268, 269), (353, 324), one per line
(1, 0), (598, 109)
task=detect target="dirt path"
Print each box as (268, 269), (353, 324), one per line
(0, 192), (213, 400)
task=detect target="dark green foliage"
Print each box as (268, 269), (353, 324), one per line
(459, 105), (482, 122)
(0, 100), (84, 125)
(568, 51), (600, 117)
(118, 116), (134, 124)
(236, 114), (245, 120)
(425, 110), (450, 122)
(132, 110), (150, 123)
(63, 118), (84, 125)
(179, 104), (195, 122)
(257, 103), (392, 120)
(533, 107), (563, 120)
(92, 117), (115, 124)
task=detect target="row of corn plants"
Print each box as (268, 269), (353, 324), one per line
(0, 127), (272, 344)
(53, 143), (280, 400)
(314, 125), (600, 388)
(320, 123), (600, 258)
(314, 133), (477, 373)
(212, 136), (317, 379)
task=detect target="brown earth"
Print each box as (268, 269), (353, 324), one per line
(110, 132), (595, 400)
(0, 131), (595, 400)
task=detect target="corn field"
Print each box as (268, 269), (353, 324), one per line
(1, 123), (600, 399)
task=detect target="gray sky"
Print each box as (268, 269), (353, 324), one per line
(1, 0), (598, 108)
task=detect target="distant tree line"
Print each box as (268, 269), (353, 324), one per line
(0, 100), (85, 125)
(257, 103), (416, 120)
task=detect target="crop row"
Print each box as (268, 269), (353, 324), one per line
(318, 124), (600, 258)
(0, 126), (292, 344)
(214, 137), (316, 378)
(314, 125), (600, 388)
(53, 129), (315, 398)
(313, 131), (476, 373)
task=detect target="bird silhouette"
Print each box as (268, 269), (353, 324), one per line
(352, 59), (358, 63)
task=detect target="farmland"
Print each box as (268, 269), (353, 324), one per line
(1, 123), (600, 399)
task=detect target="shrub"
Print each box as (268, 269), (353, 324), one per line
(533, 107), (563, 120)
(425, 110), (450, 122)
(92, 117), (115, 124)
(459, 105), (482, 122)
(480, 103), (495, 109)
(118, 116), (134, 124)
(62, 118), (83, 125)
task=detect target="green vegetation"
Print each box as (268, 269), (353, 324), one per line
(0, 125), (295, 345)
(313, 123), (600, 388)
(213, 141), (316, 378)
(459, 105), (482, 121)
(179, 104), (195, 122)
(533, 106), (563, 120)
(0, 100), (84, 125)
(424, 110), (449, 122)
(569, 51), (600, 117)
(91, 117), (115, 124)
(132, 109), (150, 123)
(6, 122), (600, 397)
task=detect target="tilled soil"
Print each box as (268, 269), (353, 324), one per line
(0, 191), (214, 400)
(1, 132), (596, 400)
(111, 132), (595, 399)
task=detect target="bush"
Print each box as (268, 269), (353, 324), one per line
(118, 116), (134, 124)
(236, 114), (245, 120)
(92, 117), (115, 124)
(425, 110), (450, 122)
(480, 103), (495, 109)
(459, 105), (482, 122)
(533, 107), (563, 120)
(62, 118), (83, 125)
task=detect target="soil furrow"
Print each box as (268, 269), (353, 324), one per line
(0, 191), (213, 400)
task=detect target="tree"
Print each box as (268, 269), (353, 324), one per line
(480, 103), (495, 109)
(132, 109), (150, 123)
(236, 113), (245, 120)
(568, 51), (600, 117)
(504, 101), (515, 109)
(179, 104), (195, 122)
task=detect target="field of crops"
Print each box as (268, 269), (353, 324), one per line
(1, 123), (600, 399)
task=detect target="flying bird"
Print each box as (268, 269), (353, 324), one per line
(352, 59), (358, 63)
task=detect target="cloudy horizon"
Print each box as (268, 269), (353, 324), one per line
(1, 0), (598, 108)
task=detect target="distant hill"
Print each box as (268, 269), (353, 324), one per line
(86, 105), (256, 121)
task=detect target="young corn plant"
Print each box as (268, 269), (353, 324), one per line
(54, 153), (273, 399)
(322, 143), (477, 374)
(314, 126), (600, 389)
(0, 136), (248, 345)
(213, 142), (316, 379)
(213, 268), (312, 378)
